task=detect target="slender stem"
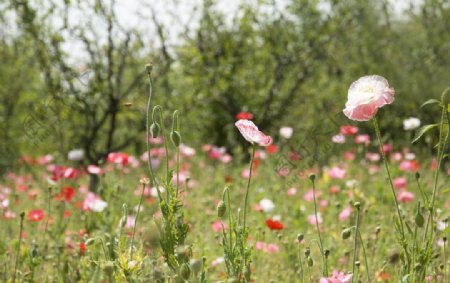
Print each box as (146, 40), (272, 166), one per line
(358, 230), (371, 283)
(160, 110), (170, 181)
(174, 112), (180, 197)
(42, 187), (52, 247)
(242, 144), (256, 232)
(352, 207), (360, 283)
(372, 117), (405, 236)
(129, 182), (145, 260)
(224, 188), (233, 251)
(311, 177), (327, 276)
(445, 237), (447, 283)
(428, 105), (449, 241)
(297, 244), (304, 282)
(145, 65), (160, 192)
(12, 212), (25, 283)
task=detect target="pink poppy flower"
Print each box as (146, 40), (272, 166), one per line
(87, 165), (102, 175)
(211, 220), (227, 232)
(266, 243), (280, 254)
(28, 209), (45, 222)
(397, 191), (414, 203)
(328, 166), (346, 179)
(320, 270), (352, 283)
(393, 177), (407, 190)
(235, 119), (272, 146)
(287, 187), (297, 196)
(339, 205), (352, 221)
(366, 152), (380, 162)
(343, 75), (395, 121)
(255, 241), (266, 250)
(355, 134), (370, 145)
(308, 213), (323, 225)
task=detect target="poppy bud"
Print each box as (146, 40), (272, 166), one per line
(341, 228), (352, 240)
(304, 248), (310, 257)
(297, 233), (304, 242)
(179, 263), (191, 280)
(354, 202), (361, 209)
(145, 63), (153, 74)
(217, 201), (226, 218)
(415, 211), (424, 228)
(415, 172), (420, 180)
(308, 173), (316, 182)
(307, 256), (313, 267)
(171, 131), (181, 147)
(150, 123), (160, 138)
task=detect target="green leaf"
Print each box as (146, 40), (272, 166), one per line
(412, 124), (439, 143)
(421, 99), (441, 108)
(0, 239), (6, 255)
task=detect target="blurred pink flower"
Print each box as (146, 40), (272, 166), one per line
(87, 165), (102, 175)
(304, 189), (321, 202)
(344, 151), (355, 161)
(399, 160), (420, 172)
(328, 166), (346, 179)
(339, 205), (352, 221)
(393, 177), (407, 190)
(397, 191), (414, 203)
(266, 243), (280, 254)
(287, 188), (297, 196)
(241, 168), (250, 179)
(211, 220), (227, 232)
(320, 270), (352, 283)
(366, 152), (380, 162)
(355, 134), (370, 145)
(308, 213), (323, 225)
(235, 119), (272, 146)
(343, 75), (395, 121)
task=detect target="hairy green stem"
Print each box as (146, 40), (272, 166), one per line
(12, 212), (25, 283)
(243, 144), (256, 232)
(129, 182), (146, 260)
(311, 176), (327, 276)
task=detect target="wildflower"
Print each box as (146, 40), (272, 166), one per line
(340, 125), (358, 135)
(87, 165), (102, 175)
(328, 166), (346, 179)
(403, 117), (421, 131)
(392, 177), (407, 190)
(332, 134), (346, 144)
(83, 192), (108, 212)
(55, 186), (76, 202)
(266, 144), (278, 154)
(68, 149), (84, 161)
(211, 220), (227, 232)
(339, 205), (352, 221)
(397, 191), (414, 203)
(343, 75), (395, 121)
(279, 126), (293, 139)
(235, 119), (272, 146)
(320, 270), (352, 283)
(259, 198), (275, 213)
(28, 209), (45, 222)
(235, 111), (254, 120)
(355, 134), (370, 145)
(107, 152), (129, 166)
(307, 213), (323, 225)
(266, 219), (284, 230)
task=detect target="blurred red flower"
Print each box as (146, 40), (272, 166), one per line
(235, 111), (254, 120)
(266, 219), (284, 230)
(28, 209), (45, 222)
(55, 186), (76, 202)
(340, 125), (359, 135)
(266, 144), (278, 154)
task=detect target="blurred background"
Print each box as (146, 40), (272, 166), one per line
(1, 0), (449, 172)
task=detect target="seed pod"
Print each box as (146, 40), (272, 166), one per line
(217, 201), (226, 218)
(170, 131), (181, 147)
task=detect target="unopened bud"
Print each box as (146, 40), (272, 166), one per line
(308, 173), (316, 182)
(170, 131), (181, 147)
(145, 64), (153, 74)
(415, 172), (420, 180)
(217, 201), (226, 218)
(354, 202), (361, 209)
(150, 123), (160, 138)
(307, 256), (313, 267)
(341, 228), (352, 240)
(297, 234), (304, 242)
(415, 212), (424, 228)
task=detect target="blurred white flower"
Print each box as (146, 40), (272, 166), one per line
(259, 198), (275, 213)
(403, 117), (421, 131)
(89, 199), (108, 212)
(68, 149), (84, 161)
(279, 126), (293, 139)
(331, 134), (346, 144)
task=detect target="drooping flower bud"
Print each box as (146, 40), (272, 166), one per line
(307, 256), (314, 267)
(217, 201), (226, 218)
(308, 173), (316, 182)
(415, 211), (424, 228)
(150, 122), (160, 138)
(171, 131), (181, 147)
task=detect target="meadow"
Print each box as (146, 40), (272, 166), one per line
(1, 71), (449, 282)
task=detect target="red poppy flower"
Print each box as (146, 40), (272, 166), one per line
(107, 152), (129, 166)
(28, 209), (45, 222)
(55, 186), (76, 202)
(79, 242), (86, 255)
(340, 125), (359, 136)
(266, 219), (284, 230)
(235, 111), (254, 120)
(266, 144), (278, 154)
